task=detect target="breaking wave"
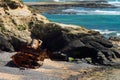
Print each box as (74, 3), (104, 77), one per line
(62, 8), (120, 15)
(92, 29), (120, 37)
(54, 0), (60, 2)
(92, 29), (116, 34)
(108, 0), (120, 7)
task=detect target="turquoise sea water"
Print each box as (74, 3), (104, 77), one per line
(43, 14), (120, 31)
(43, 5), (120, 37)
(23, 0), (120, 37)
(43, 14), (120, 37)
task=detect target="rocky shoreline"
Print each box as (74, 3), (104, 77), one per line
(0, 0), (120, 80)
(0, 0), (120, 66)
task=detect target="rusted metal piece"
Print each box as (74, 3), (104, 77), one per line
(11, 39), (49, 69)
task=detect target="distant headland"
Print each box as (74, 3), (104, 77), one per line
(24, 1), (113, 8)
(24, 1), (116, 14)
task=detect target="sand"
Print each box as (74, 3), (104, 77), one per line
(0, 51), (120, 80)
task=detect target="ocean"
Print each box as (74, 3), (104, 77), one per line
(23, 0), (120, 37)
(43, 7), (120, 37)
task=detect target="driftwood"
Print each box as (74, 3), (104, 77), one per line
(11, 39), (49, 69)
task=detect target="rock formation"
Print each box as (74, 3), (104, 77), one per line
(0, 0), (120, 66)
(0, 0), (48, 51)
(31, 23), (120, 65)
(109, 37), (120, 50)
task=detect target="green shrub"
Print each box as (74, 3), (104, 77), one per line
(17, 25), (26, 31)
(68, 57), (75, 62)
(0, 24), (7, 32)
(4, 0), (11, 3)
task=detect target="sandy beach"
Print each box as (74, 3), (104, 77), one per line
(0, 52), (120, 80)
(0, 52), (95, 80)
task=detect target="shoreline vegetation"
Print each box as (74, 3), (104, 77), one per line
(0, 0), (120, 80)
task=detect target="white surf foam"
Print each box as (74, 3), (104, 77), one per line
(92, 29), (116, 34)
(54, 0), (60, 2)
(108, 0), (120, 7)
(116, 33), (120, 36)
(92, 29), (120, 37)
(62, 8), (120, 15)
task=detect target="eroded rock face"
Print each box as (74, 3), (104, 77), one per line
(0, 0), (49, 51)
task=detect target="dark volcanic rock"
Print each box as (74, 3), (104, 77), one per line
(109, 36), (120, 41)
(31, 23), (120, 65)
(0, 34), (14, 51)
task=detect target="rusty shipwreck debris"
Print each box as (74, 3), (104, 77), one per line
(11, 39), (49, 69)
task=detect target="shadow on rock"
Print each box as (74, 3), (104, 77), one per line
(5, 61), (17, 67)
